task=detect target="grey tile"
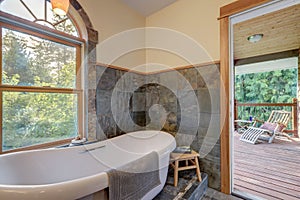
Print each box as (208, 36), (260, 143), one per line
(203, 188), (243, 200)
(197, 73), (207, 88)
(122, 72), (145, 92)
(97, 68), (116, 90)
(114, 91), (132, 114)
(196, 65), (220, 89)
(159, 87), (177, 109)
(145, 85), (160, 109)
(132, 91), (146, 111)
(159, 70), (179, 91)
(131, 111), (147, 126)
(96, 90), (112, 115)
(177, 68), (198, 90)
(88, 89), (96, 113)
(96, 65), (106, 87)
(175, 133), (196, 146)
(209, 88), (220, 114)
(88, 64), (97, 89)
(155, 171), (208, 200)
(197, 88), (212, 113)
(97, 115), (116, 138)
(199, 113), (212, 128)
(146, 73), (160, 84)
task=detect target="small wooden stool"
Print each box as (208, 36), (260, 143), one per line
(170, 150), (202, 187)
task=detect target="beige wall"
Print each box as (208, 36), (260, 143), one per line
(78, 0), (146, 69)
(79, 0), (235, 72)
(145, 0), (234, 71)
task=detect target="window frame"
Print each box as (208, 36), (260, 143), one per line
(0, 11), (84, 154)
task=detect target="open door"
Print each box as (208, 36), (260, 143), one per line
(229, 1), (300, 199)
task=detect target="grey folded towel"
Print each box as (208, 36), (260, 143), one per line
(108, 151), (161, 200)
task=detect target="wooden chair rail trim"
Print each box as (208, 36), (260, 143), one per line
(95, 62), (147, 75)
(147, 60), (220, 75)
(95, 60), (221, 76)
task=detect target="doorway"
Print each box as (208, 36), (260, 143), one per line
(229, 1), (300, 199)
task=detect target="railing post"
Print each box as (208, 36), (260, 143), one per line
(234, 99), (238, 120)
(234, 99), (238, 129)
(292, 98), (298, 138)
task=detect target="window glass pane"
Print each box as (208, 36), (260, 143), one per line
(54, 18), (79, 37)
(2, 27), (76, 88)
(22, 0), (45, 20)
(2, 92), (78, 151)
(0, 0), (35, 21)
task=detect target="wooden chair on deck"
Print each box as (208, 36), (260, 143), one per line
(240, 110), (291, 144)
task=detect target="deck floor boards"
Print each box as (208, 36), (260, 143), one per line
(234, 170), (300, 192)
(233, 132), (300, 199)
(235, 161), (300, 180)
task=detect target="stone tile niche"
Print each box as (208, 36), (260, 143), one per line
(94, 64), (221, 190)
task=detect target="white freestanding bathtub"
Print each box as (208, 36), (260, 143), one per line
(0, 130), (176, 200)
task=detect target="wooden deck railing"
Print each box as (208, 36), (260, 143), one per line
(234, 98), (298, 138)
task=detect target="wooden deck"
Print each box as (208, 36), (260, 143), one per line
(233, 132), (300, 200)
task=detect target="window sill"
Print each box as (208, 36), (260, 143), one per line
(1, 138), (73, 155)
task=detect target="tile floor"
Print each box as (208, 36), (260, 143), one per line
(154, 169), (243, 200)
(202, 188), (243, 200)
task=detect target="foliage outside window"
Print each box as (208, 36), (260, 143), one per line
(235, 68), (297, 125)
(0, 0), (82, 152)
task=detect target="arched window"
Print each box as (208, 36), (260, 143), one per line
(1, 0), (79, 36)
(0, 0), (83, 153)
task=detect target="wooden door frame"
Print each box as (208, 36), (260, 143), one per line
(219, 0), (273, 194)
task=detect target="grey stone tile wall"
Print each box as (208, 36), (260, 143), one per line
(95, 66), (146, 139)
(93, 64), (221, 190)
(143, 65), (221, 189)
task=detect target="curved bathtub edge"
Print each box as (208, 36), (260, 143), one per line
(0, 172), (108, 200)
(0, 130), (176, 200)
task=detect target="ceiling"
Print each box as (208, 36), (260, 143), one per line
(235, 57), (298, 75)
(120, 0), (178, 16)
(234, 4), (300, 60)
